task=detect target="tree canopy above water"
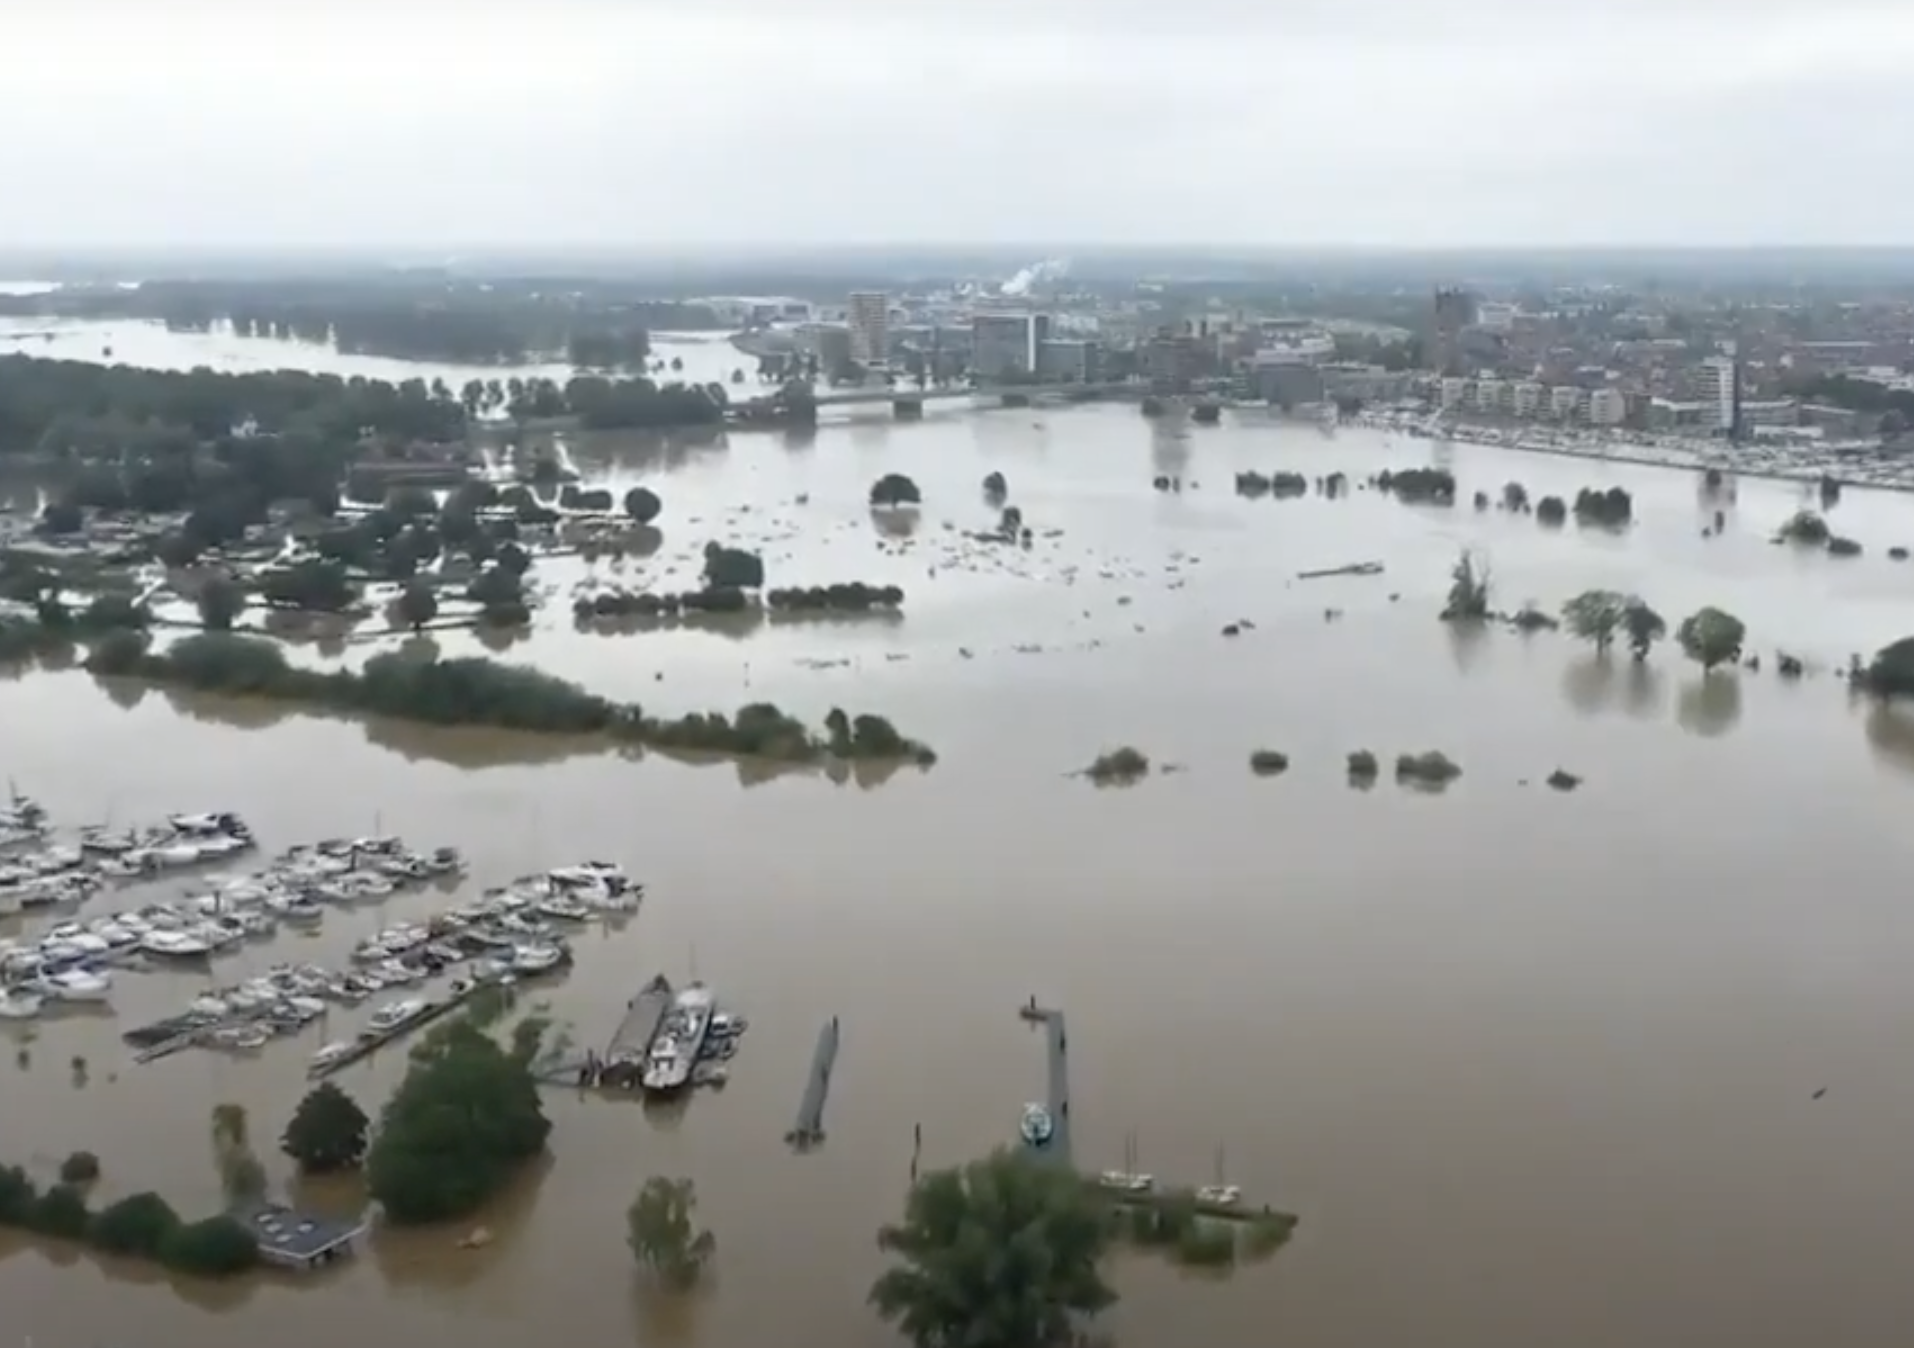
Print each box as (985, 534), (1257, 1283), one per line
(870, 1149), (1116, 1348)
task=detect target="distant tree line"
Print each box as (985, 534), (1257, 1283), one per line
(1786, 373), (1914, 433)
(0, 357), (728, 489)
(0, 280), (726, 367)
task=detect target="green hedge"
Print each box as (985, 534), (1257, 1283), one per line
(0, 1164), (258, 1278)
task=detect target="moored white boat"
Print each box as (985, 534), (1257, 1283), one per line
(0, 988), (44, 1019)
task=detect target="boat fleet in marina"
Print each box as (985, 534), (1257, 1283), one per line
(0, 802), (641, 1035)
(0, 797), (258, 915)
(124, 860), (639, 1061)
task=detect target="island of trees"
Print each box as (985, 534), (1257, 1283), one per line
(0, 624), (931, 767)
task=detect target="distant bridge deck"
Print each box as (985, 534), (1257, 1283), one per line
(809, 380), (1148, 407)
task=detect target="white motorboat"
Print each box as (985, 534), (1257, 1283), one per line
(1098, 1170), (1155, 1192)
(38, 967), (111, 1002)
(140, 929), (215, 959)
(310, 1040), (356, 1068)
(1019, 1102), (1055, 1147)
(367, 998), (427, 1033)
(509, 942), (565, 974)
(535, 895), (590, 922)
(0, 988), (44, 1019)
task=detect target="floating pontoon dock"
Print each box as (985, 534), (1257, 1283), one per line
(785, 1014), (840, 1149)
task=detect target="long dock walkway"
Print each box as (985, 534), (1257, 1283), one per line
(1018, 999), (1073, 1167)
(786, 1015), (840, 1150)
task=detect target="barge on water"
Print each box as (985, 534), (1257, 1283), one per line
(638, 982), (746, 1096)
(642, 983), (715, 1095)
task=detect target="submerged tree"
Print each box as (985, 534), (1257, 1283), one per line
(1675, 605), (1746, 674)
(366, 1020), (550, 1225)
(626, 1176), (716, 1288)
(210, 1103), (266, 1207)
(395, 579), (439, 634)
(869, 1149), (1116, 1348)
(1440, 549), (1491, 621)
(624, 485), (663, 525)
(1621, 598), (1667, 662)
(195, 576), (246, 632)
(281, 1082), (371, 1175)
(1561, 589), (1628, 654)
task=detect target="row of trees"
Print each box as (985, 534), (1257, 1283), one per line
(1558, 590), (1744, 671)
(61, 626), (934, 764)
(0, 356), (732, 481)
(0, 279), (723, 365)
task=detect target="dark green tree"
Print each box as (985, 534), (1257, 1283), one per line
(624, 485), (663, 524)
(366, 1020), (550, 1225)
(1675, 605), (1746, 673)
(196, 575), (246, 631)
(88, 1192), (181, 1258)
(396, 580), (439, 634)
(626, 1175), (716, 1287)
(159, 1215), (260, 1276)
(1621, 598), (1667, 661)
(32, 1183), (92, 1240)
(1561, 589), (1627, 653)
(870, 473), (923, 507)
(281, 1081), (371, 1174)
(702, 543), (765, 589)
(869, 1150), (1116, 1348)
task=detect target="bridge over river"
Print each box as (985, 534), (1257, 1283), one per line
(726, 378), (1228, 426)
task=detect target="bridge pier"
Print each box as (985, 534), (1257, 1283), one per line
(892, 397), (924, 419)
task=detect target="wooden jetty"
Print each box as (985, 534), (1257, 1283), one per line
(1297, 560), (1383, 581)
(1018, 998), (1073, 1167)
(1015, 998), (1299, 1237)
(307, 985), (477, 1079)
(785, 1015), (840, 1150)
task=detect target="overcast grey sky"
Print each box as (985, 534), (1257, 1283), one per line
(6, 0), (1912, 249)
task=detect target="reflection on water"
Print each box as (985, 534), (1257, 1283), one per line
(1676, 673), (1745, 738)
(1446, 618), (1491, 674)
(870, 505), (920, 539)
(1561, 652), (1617, 715)
(1562, 654), (1671, 720)
(1864, 699), (1914, 774)
(369, 1154), (554, 1292)
(100, 674), (150, 710)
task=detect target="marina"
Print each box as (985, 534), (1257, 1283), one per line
(117, 867), (614, 1062)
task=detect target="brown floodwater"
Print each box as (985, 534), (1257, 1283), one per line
(7, 389), (1914, 1348)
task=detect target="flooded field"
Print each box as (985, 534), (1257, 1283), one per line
(5, 319), (1914, 1347)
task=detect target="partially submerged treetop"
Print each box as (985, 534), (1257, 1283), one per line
(870, 1149), (1116, 1348)
(1675, 606), (1746, 673)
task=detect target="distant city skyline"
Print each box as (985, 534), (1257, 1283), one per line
(6, 0), (1914, 250)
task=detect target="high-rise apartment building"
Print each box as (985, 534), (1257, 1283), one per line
(848, 291), (889, 365)
(1698, 355), (1736, 435)
(971, 313), (1050, 380)
(1432, 287), (1478, 376)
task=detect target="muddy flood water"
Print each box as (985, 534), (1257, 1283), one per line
(6, 333), (1914, 1347)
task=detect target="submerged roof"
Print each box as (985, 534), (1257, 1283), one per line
(235, 1202), (369, 1262)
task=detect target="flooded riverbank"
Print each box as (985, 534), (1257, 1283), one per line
(4, 327), (1914, 1348)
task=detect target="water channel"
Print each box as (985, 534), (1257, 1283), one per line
(3, 309), (1914, 1348)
